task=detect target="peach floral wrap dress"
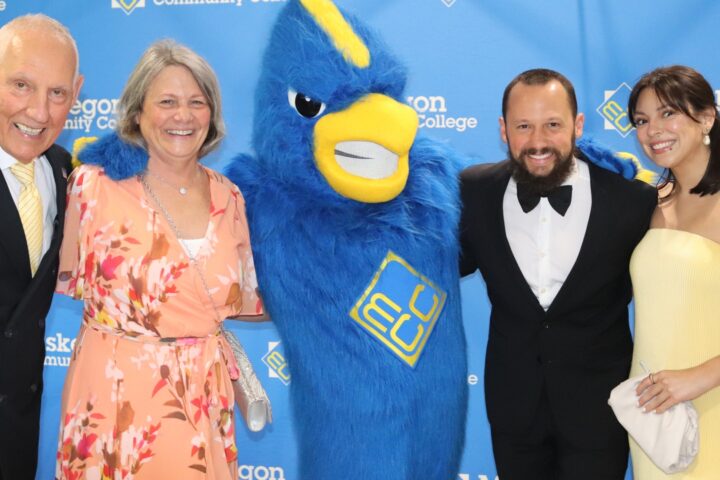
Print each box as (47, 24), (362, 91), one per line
(55, 164), (262, 480)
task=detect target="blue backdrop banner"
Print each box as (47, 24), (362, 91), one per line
(1, 1), (719, 479)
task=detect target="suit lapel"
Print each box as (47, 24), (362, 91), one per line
(34, 147), (67, 279)
(547, 161), (612, 316)
(0, 169), (32, 278)
(491, 162), (546, 315)
(5, 147), (69, 328)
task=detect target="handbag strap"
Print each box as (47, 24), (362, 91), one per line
(139, 172), (223, 325)
(140, 172), (256, 380)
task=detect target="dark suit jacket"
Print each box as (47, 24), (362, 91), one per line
(459, 158), (656, 449)
(0, 145), (71, 479)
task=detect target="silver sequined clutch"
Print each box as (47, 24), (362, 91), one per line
(223, 328), (273, 432)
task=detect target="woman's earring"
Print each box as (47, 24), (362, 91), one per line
(703, 130), (711, 146)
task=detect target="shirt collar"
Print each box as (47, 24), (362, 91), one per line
(561, 157), (579, 187)
(0, 146), (39, 170)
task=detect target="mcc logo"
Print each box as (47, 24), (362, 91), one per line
(262, 341), (290, 385)
(111, 0), (145, 15)
(350, 251), (446, 368)
(597, 83), (633, 137)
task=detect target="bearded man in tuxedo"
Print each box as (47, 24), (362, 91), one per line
(459, 68), (656, 480)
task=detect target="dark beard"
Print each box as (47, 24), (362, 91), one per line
(510, 144), (575, 196)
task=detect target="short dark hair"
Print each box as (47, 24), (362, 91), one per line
(502, 68), (578, 119)
(628, 65), (720, 196)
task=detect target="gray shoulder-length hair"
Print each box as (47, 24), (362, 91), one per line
(117, 39), (225, 159)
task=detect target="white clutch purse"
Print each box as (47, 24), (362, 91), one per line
(608, 372), (699, 474)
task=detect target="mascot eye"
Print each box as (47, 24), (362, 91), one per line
(288, 88), (326, 118)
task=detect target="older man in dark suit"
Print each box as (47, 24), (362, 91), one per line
(0, 14), (82, 479)
(460, 69), (656, 480)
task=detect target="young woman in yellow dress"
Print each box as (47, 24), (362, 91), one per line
(627, 65), (720, 479)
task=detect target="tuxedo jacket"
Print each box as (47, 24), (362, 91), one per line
(0, 145), (71, 479)
(459, 158), (656, 448)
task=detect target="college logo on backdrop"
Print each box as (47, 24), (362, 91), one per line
(64, 98), (119, 133)
(112, 0), (145, 15)
(458, 475), (499, 480)
(153, 0), (286, 8)
(262, 341), (290, 385)
(111, 0), (287, 11)
(44, 333), (76, 367)
(597, 83), (634, 137)
(406, 94), (478, 133)
(440, 0), (457, 6)
(238, 465), (285, 480)
(350, 251), (446, 368)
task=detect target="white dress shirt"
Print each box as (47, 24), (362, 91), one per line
(503, 158), (591, 310)
(0, 147), (58, 258)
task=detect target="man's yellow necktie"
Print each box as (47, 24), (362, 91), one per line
(10, 161), (43, 275)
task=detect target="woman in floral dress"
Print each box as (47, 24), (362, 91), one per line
(55, 40), (263, 479)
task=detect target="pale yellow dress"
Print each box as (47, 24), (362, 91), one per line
(630, 228), (720, 479)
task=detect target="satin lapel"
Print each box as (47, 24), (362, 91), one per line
(492, 162), (546, 315)
(546, 162), (611, 316)
(0, 171), (32, 278)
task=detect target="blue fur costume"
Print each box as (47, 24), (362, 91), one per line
(226, 1), (468, 479)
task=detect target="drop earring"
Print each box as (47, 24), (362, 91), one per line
(703, 130), (711, 146)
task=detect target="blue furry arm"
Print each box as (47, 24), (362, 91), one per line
(78, 132), (149, 180)
(577, 136), (637, 180)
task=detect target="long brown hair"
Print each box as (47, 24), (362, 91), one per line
(628, 65), (720, 196)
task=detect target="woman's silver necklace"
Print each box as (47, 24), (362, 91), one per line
(144, 165), (200, 196)
(139, 172), (220, 320)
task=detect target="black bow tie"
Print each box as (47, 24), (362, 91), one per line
(516, 184), (572, 216)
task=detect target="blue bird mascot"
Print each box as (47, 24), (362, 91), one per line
(226, 1), (468, 478)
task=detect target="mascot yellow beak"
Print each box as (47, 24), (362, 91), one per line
(313, 94), (418, 203)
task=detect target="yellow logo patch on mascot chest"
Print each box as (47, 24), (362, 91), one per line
(350, 251), (446, 367)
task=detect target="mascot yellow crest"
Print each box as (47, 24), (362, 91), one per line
(299, 0), (370, 68)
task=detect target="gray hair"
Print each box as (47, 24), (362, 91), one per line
(0, 13), (80, 80)
(117, 39), (225, 159)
